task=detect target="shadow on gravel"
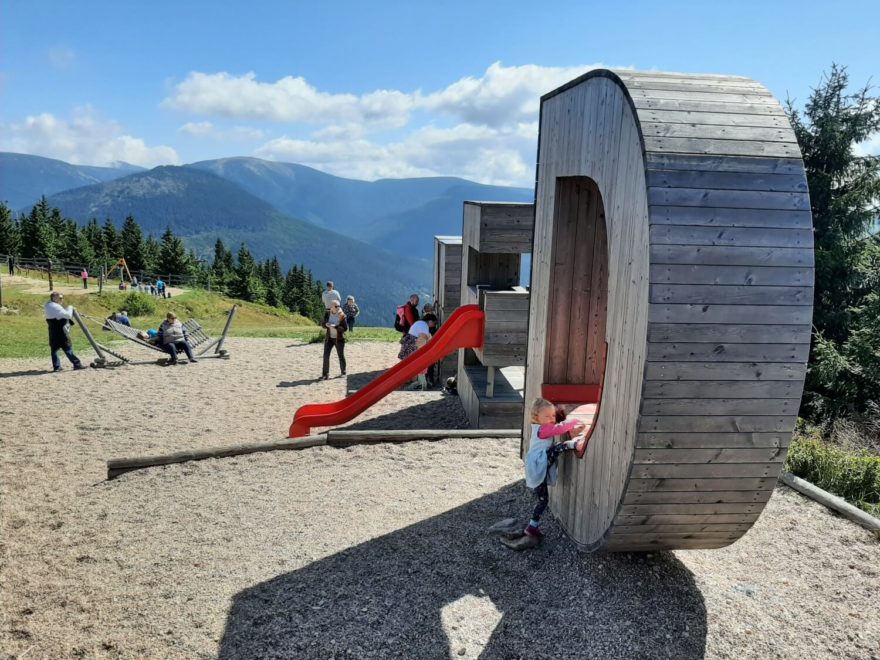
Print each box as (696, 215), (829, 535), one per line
(339, 397), (470, 432)
(0, 368), (52, 378)
(277, 378), (325, 388)
(345, 369), (386, 393)
(218, 484), (707, 659)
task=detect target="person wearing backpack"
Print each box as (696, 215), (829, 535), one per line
(394, 294), (420, 333)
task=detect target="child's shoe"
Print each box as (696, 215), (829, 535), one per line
(500, 531), (541, 551)
(523, 524), (544, 539)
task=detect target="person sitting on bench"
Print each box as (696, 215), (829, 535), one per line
(157, 312), (197, 364)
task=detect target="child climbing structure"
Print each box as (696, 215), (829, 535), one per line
(525, 69), (813, 551)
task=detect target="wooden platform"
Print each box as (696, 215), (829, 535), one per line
(458, 364), (524, 430)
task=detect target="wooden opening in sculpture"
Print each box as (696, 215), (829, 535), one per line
(542, 176), (609, 406)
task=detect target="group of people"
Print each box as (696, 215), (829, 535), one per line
(318, 281), (360, 380)
(396, 293), (439, 391)
(45, 292), (198, 370)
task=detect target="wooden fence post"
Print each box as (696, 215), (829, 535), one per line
(47, 259), (53, 290)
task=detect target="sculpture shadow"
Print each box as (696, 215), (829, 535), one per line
(277, 378), (329, 388)
(339, 397), (469, 432)
(219, 484), (707, 659)
(0, 368), (53, 379)
(345, 368), (386, 393)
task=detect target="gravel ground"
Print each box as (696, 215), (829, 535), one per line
(1, 338), (878, 659)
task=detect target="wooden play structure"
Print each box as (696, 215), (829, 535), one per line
(456, 202), (533, 429)
(432, 235), (462, 381)
(524, 69), (813, 551)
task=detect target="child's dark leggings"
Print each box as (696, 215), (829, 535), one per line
(531, 442), (574, 523)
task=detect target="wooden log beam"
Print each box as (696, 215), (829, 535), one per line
(107, 430), (520, 479)
(779, 471), (880, 532)
(326, 429), (519, 448)
(106, 435), (328, 480)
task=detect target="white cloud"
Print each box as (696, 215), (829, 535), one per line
(163, 62), (603, 131)
(255, 120), (537, 186)
(854, 132), (880, 156)
(48, 45), (76, 70)
(166, 62), (612, 185)
(1, 108), (179, 168)
(419, 62), (598, 125)
(163, 71), (409, 128)
(178, 121), (265, 141)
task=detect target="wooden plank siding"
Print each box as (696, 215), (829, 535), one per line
(524, 69), (812, 552)
(433, 236), (462, 322)
(476, 289), (529, 367)
(456, 203), (533, 430)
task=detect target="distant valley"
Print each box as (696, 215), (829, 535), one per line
(1, 152), (533, 325)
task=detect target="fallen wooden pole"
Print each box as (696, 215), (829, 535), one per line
(326, 429), (519, 447)
(106, 435), (328, 480)
(106, 429), (520, 479)
(779, 471), (880, 532)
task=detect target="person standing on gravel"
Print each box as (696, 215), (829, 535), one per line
(322, 281), (342, 311)
(44, 291), (86, 372)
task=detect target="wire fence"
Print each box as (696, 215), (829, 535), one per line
(0, 253), (206, 291)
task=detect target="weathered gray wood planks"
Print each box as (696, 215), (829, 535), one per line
(523, 69), (813, 552)
(456, 203), (533, 428)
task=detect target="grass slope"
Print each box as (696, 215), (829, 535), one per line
(0, 275), (397, 360)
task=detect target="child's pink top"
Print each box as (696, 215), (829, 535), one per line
(537, 418), (581, 440)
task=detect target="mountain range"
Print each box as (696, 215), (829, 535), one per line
(1, 152), (533, 325)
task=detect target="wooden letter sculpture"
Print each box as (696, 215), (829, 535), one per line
(523, 70), (813, 551)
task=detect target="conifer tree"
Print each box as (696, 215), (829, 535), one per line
(261, 257), (284, 307)
(786, 64), (880, 418)
(142, 234), (160, 273)
(231, 243), (265, 302)
(102, 218), (121, 258)
(18, 197), (55, 259)
(282, 265), (301, 313)
(210, 238), (235, 293)
(83, 219), (106, 265)
(0, 202), (19, 256)
(156, 226), (191, 277)
(120, 215), (146, 272)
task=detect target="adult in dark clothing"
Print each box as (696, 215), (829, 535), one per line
(44, 291), (86, 372)
(321, 301), (348, 379)
(403, 294), (420, 331)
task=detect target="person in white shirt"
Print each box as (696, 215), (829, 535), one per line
(321, 281), (342, 310)
(44, 291), (86, 372)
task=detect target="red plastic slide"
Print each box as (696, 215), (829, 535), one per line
(289, 304), (485, 437)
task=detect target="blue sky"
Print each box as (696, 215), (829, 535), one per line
(2, 0), (878, 186)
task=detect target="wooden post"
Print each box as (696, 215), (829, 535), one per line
(47, 259), (53, 290)
(0, 265), (3, 308)
(99, 266), (105, 295)
(71, 307), (108, 365)
(486, 365), (496, 398)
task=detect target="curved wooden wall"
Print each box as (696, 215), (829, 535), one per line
(523, 69), (813, 551)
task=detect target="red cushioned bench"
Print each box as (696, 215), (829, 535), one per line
(541, 343), (608, 446)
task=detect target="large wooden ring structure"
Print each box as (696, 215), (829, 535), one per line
(523, 69), (813, 551)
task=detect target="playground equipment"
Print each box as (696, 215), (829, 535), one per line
(103, 305), (238, 361)
(456, 202), (533, 429)
(431, 235), (462, 380)
(289, 305), (485, 437)
(78, 305), (238, 365)
(524, 69), (813, 551)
